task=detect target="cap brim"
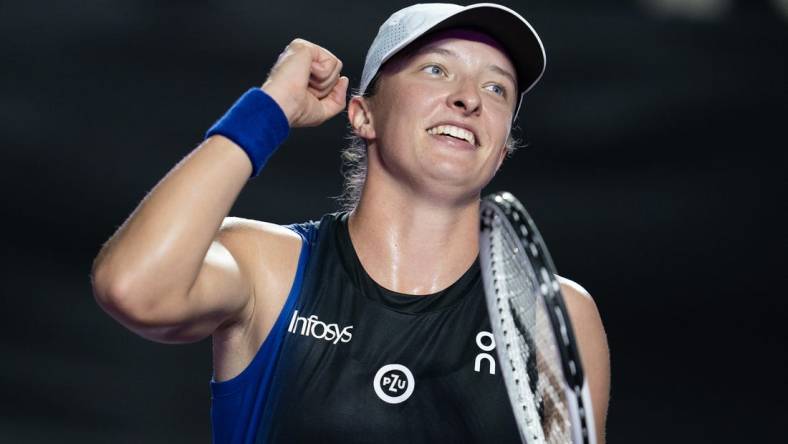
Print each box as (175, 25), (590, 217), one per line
(421, 4), (546, 95)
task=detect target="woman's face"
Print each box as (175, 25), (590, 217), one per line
(362, 29), (518, 202)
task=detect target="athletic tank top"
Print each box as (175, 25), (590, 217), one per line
(211, 212), (520, 443)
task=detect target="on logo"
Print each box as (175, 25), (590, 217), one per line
(474, 331), (496, 375)
(373, 364), (415, 404)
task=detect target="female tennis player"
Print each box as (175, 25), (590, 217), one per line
(91, 4), (609, 443)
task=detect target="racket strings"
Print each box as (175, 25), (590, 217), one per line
(491, 214), (572, 443)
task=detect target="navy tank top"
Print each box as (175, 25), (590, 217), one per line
(211, 212), (520, 443)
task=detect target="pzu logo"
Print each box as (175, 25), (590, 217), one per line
(373, 364), (415, 404)
(474, 331), (496, 375)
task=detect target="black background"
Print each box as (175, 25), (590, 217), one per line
(2, 0), (785, 442)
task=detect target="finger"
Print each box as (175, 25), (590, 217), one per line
(302, 41), (339, 78)
(309, 57), (342, 95)
(319, 75), (349, 118)
(308, 77), (335, 99)
(310, 57), (338, 82)
(307, 63), (341, 100)
(307, 80), (335, 100)
(272, 39), (334, 86)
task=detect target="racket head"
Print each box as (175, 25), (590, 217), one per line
(479, 191), (596, 444)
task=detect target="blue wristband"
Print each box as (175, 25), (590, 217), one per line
(205, 88), (290, 178)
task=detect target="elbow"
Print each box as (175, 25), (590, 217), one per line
(91, 260), (129, 316)
(91, 264), (183, 335)
(90, 249), (206, 344)
(91, 249), (137, 315)
(91, 266), (148, 329)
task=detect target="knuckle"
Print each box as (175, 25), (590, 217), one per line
(288, 38), (309, 49)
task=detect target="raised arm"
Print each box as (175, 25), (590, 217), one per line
(90, 39), (348, 344)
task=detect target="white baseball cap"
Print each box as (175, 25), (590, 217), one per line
(359, 3), (547, 119)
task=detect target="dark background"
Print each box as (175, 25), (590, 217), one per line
(2, 0), (785, 442)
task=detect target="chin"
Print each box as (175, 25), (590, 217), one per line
(417, 167), (491, 201)
(425, 156), (492, 184)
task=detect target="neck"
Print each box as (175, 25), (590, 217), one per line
(348, 179), (480, 296)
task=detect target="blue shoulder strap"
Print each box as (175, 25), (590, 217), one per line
(210, 221), (317, 444)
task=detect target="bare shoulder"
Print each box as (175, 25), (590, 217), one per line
(216, 216), (303, 319)
(557, 275), (611, 443)
(218, 216), (302, 246)
(557, 276), (597, 317)
(211, 216), (304, 381)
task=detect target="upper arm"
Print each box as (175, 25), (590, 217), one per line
(128, 217), (302, 344)
(558, 276), (611, 443)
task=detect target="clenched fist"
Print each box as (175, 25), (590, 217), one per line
(262, 39), (349, 128)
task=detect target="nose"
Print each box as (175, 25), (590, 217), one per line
(447, 79), (481, 116)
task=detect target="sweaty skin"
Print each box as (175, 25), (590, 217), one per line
(91, 38), (348, 381)
(348, 29), (609, 440)
(92, 30), (609, 442)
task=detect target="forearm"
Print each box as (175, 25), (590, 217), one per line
(92, 39), (347, 321)
(92, 135), (251, 305)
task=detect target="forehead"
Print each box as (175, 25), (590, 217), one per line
(371, 27), (518, 96)
(394, 28), (515, 72)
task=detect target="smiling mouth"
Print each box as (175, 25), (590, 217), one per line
(426, 125), (477, 146)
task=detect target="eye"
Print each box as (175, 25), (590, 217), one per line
(422, 64), (446, 76)
(485, 83), (506, 97)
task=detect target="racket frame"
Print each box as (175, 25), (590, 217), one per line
(479, 191), (596, 444)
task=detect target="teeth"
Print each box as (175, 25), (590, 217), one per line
(427, 125), (476, 146)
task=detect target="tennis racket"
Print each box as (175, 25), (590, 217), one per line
(479, 191), (596, 444)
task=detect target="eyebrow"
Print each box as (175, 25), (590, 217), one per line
(418, 47), (517, 89)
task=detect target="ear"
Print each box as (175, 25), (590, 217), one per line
(348, 96), (376, 140)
